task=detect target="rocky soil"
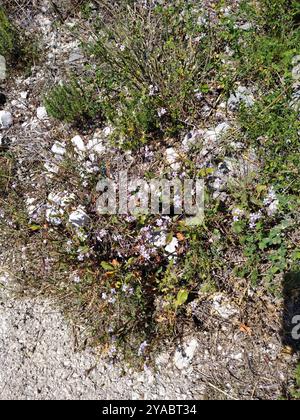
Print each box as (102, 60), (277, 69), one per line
(0, 0), (299, 400)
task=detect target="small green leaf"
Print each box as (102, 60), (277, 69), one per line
(101, 262), (115, 271)
(176, 289), (189, 307)
(28, 224), (42, 231)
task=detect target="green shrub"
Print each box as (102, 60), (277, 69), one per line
(44, 79), (103, 126)
(0, 6), (40, 70)
(0, 6), (15, 58)
(45, 0), (213, 144)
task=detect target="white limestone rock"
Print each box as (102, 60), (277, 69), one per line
(51, 141), (66, 157)
(174, 338), (198, 370)
(37, 106), (48, 120)
(0, 55), (6, 80)
(71, 135), (86, 153)
(0, 111), (13, 129)
(69, 206), (89, 228)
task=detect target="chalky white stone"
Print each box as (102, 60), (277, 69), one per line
(0, 111), (13, 129)
(69, 206), (89, 228)
(51, 141), (66, 156)
(0, 55), (6, 80)
(37, 106), (48, 120)
(71, 135), (86, 153)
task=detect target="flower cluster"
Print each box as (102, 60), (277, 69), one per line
(264, 187), (279, 217)
(232, 207), (245, 222)
(249, 211), (262, 229)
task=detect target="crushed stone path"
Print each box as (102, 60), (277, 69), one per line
(0, 273), (205, 400)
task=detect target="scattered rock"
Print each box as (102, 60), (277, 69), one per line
(182, 129), (203, 151)
(174, 338), (198, 370)
(37, 106), (48, 120)
(26, 197), (41, 220)
(292, 65), (300, 81)
(292, 56), (300, 81)
(238, 22), (253, 31)
(212, 294), (239, 320)
(0, 56), (6, 81)
(0, 111), (13, 129)
(71, 135), (86, 153)
(292, 55), (300, 66)
(68, 51), (84, 63)
(44, 161), (60, 175)
(69, 206), (89, 228)
(165, 237), (179, 254)
(20, 91), (28, 100)
(87, 138), (106, 155)
(46, 192), (75, 226)
(51, 141), (66, 156)
(228, 86), (255, 110)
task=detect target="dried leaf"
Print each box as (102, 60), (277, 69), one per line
(239, 324), (252, 335)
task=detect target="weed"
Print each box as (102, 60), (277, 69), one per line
(45, 0), (215, 144)
(0, 5), (40, 70)
(45, 79), (103, 126)
(0, 6), (16, 59)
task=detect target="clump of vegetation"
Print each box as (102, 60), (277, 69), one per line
(0, 5), (39, 70)
(45, 0), (216, 145)
(0, 6), (16, 59)
(289, 363), (300, 399)
(44, 80), (103, 126)
(8, 0), (300, 363)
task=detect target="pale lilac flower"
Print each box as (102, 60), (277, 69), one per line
(144, 146), (154, 160)
(73, 275), (81, 284)
(232, 208), (244, 222)
(139, 245), (151, 260)
(267, 200), (279, 217)
(154, 232), (167, 247)
(97, 229), (107, 241)
(109, 345), (117, 356)
(108, 296), (116, 304)
(122, 284), (134, 295)
(117, 43), (126, 51)
(264, 187), (279, 217)
(125, 215), (136, 223)
(149, 85), (158, 96)
(158, 108), (167, 118)
(66, 240), (73, 252)
(264, 187), (277, 205)
(102, 292), (108, 300)
(195, 91), (203, 101)
(138, 341), (148, 356)
(249, 211), (262, 229)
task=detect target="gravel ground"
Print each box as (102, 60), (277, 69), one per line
(0, 271), (207, 400)
(0, 269), (295, 400)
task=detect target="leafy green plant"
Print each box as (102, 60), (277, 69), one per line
(0, 6), (40, 70)
(45, 0), (214, 144)
(290, 363), (300, 399)
(0, 6), (16, 58)
(44, 79), (103, 126)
